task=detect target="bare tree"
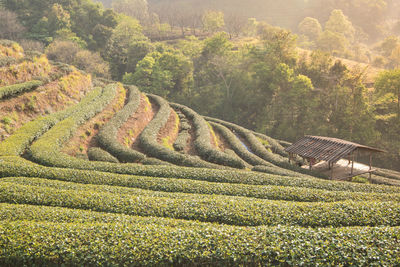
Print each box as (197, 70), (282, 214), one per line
(0, 8), (25, 40)
(225, 13), (247, 39)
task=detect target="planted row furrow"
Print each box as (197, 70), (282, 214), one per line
(138, 95), (220, 168)
(1, 180), (400, 227)
(27, 84), (117, 167)
(1, 220), (399, 266)
(2, 157), (400, 194)
(0, 87), (102, 156)
(96, 85), (146, 163)
(171, 103), (246, 169)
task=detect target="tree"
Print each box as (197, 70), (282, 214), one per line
(377, 36), (399, 57)
(202, 10), (225, 34)
(112, 0), (149, 23)
(325, 9), (355, 42)
(375, 69), (400, 120)
(46, 40), (110, 77)
(48, 3), (71, 35)
(0, 8), (24, 40)
(124, 49), (193, 99)
(298, 17), (322, 41)
(225, 13), (247, 38)
(317, 30), (348, 54)
(105, 16), (148, 79)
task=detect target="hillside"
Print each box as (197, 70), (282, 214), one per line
(1, 40), (400, 265)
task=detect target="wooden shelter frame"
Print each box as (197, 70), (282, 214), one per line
(285, 136), (384, 180)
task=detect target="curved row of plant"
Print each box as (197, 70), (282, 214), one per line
(172, 103), (246, 169)
(96, 85), (146, 163)
(1, 163), (400, 202)
(172, 111), (191, 152)
(374, 168), (400, 181)
(0, 203), (214, 227)
(0, 87), (102, 156)
(3, 156), (400, 195)
(138, 95), (220, 169)
(1, 178), (400, 227)
(87, 147), (119, 163)
(205, 116), (287, 156)
(2, 218), (399, 266)
(206, 117), (326, 178)
(209, 121), (311, 177)
(27, 84), (117, 166)
(0, 80), (43, 99)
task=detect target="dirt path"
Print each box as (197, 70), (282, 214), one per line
(157, 109), (179, 149)
(63, 84), (126, 156)
(117, 94), (156, 152)
(311, 159), (372, 180)
(210, 124), (232, 152)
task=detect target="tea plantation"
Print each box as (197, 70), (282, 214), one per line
(0, 40), (400, 265)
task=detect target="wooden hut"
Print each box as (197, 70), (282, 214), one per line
(285, 136), (384, 180)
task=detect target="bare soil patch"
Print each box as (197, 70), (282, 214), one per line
(63, 85), (126, 156)
(0, 74), (91, 141)
(157, 109), (179, 149)
(117, 94), (156, 152)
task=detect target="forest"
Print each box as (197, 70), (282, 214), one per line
(0, 0), (399, 170)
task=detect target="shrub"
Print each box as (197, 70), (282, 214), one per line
(1, 178), (400, 227)
(0, 220), (400, 266)
(96, 85), (146, 163)
(172, 103), (246, 169)
(0, 80), (43, 99)
(87, 147), (119, 163)
(2, 161), (400, 202)
(2, 156), (400, 195)
(28, 84), (117, 166)
(0, 87), (102, 156)
(206, 117), (327, 178)
(138, 95), (220, 168)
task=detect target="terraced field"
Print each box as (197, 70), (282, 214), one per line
(1, 40), (400, 265)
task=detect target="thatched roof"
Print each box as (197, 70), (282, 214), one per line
(285, 136), (384, 163)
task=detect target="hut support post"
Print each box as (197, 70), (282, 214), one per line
(330, 162), (334, 180)
(351, 153), (354, 175)
(369, 153), (373, 179)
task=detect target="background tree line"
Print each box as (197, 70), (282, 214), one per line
(0, 0), (399, 170)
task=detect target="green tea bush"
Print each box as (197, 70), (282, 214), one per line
(96, 85), (146, 163)
(138, 95), (220, 169)
(1, 166), (400, 202)
(0, 87), (102, 156)
(28, 84), (117, 166)
(206, 117), (327, 178)
(374, 168), (400, 181)
(173, 111), (191, 152)
(172, 103), (246, 169)
(210, 122), (293, 173)
(0, 80), (43, 99)
(0, 203), (212, 227)
(3, 156), (400, 195)
(1, 179), (400, 227)
(87, 147), (119, 163)
(0, 220), (399, 266)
